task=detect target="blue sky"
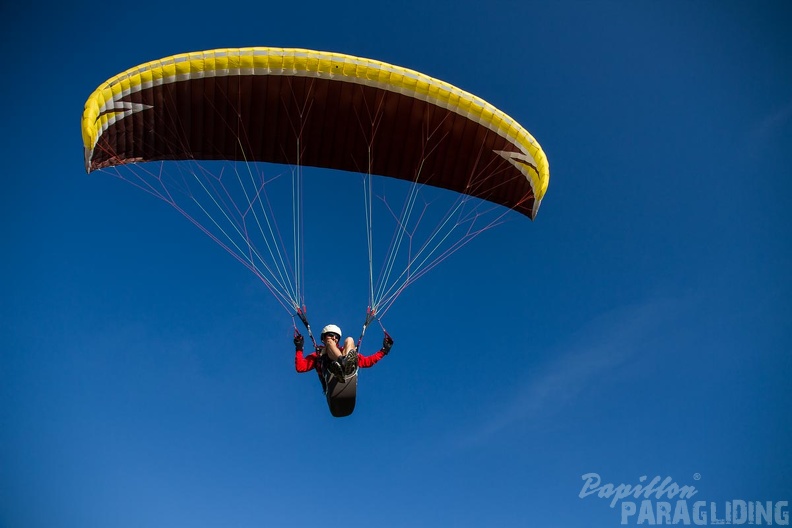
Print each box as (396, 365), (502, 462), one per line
(2, 1), (791, 527)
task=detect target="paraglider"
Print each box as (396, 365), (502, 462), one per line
(294, 324), (393, 417)
(81, 47), (549, 416)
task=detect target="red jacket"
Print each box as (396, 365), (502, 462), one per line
(295, 347), (386, 374)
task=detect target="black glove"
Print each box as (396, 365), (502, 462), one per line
(382, 334), (394, 354)
(294, 333), (304, 351)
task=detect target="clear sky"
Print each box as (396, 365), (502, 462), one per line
(2, 1), (791, 527)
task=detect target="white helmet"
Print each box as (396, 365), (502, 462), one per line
(321, 324), (342, 340)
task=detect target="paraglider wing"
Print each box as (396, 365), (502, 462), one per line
(81, 47), (549, 219)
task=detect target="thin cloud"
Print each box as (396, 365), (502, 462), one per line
(456, 298), (684, 448)
(748, 100), (792, 146)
